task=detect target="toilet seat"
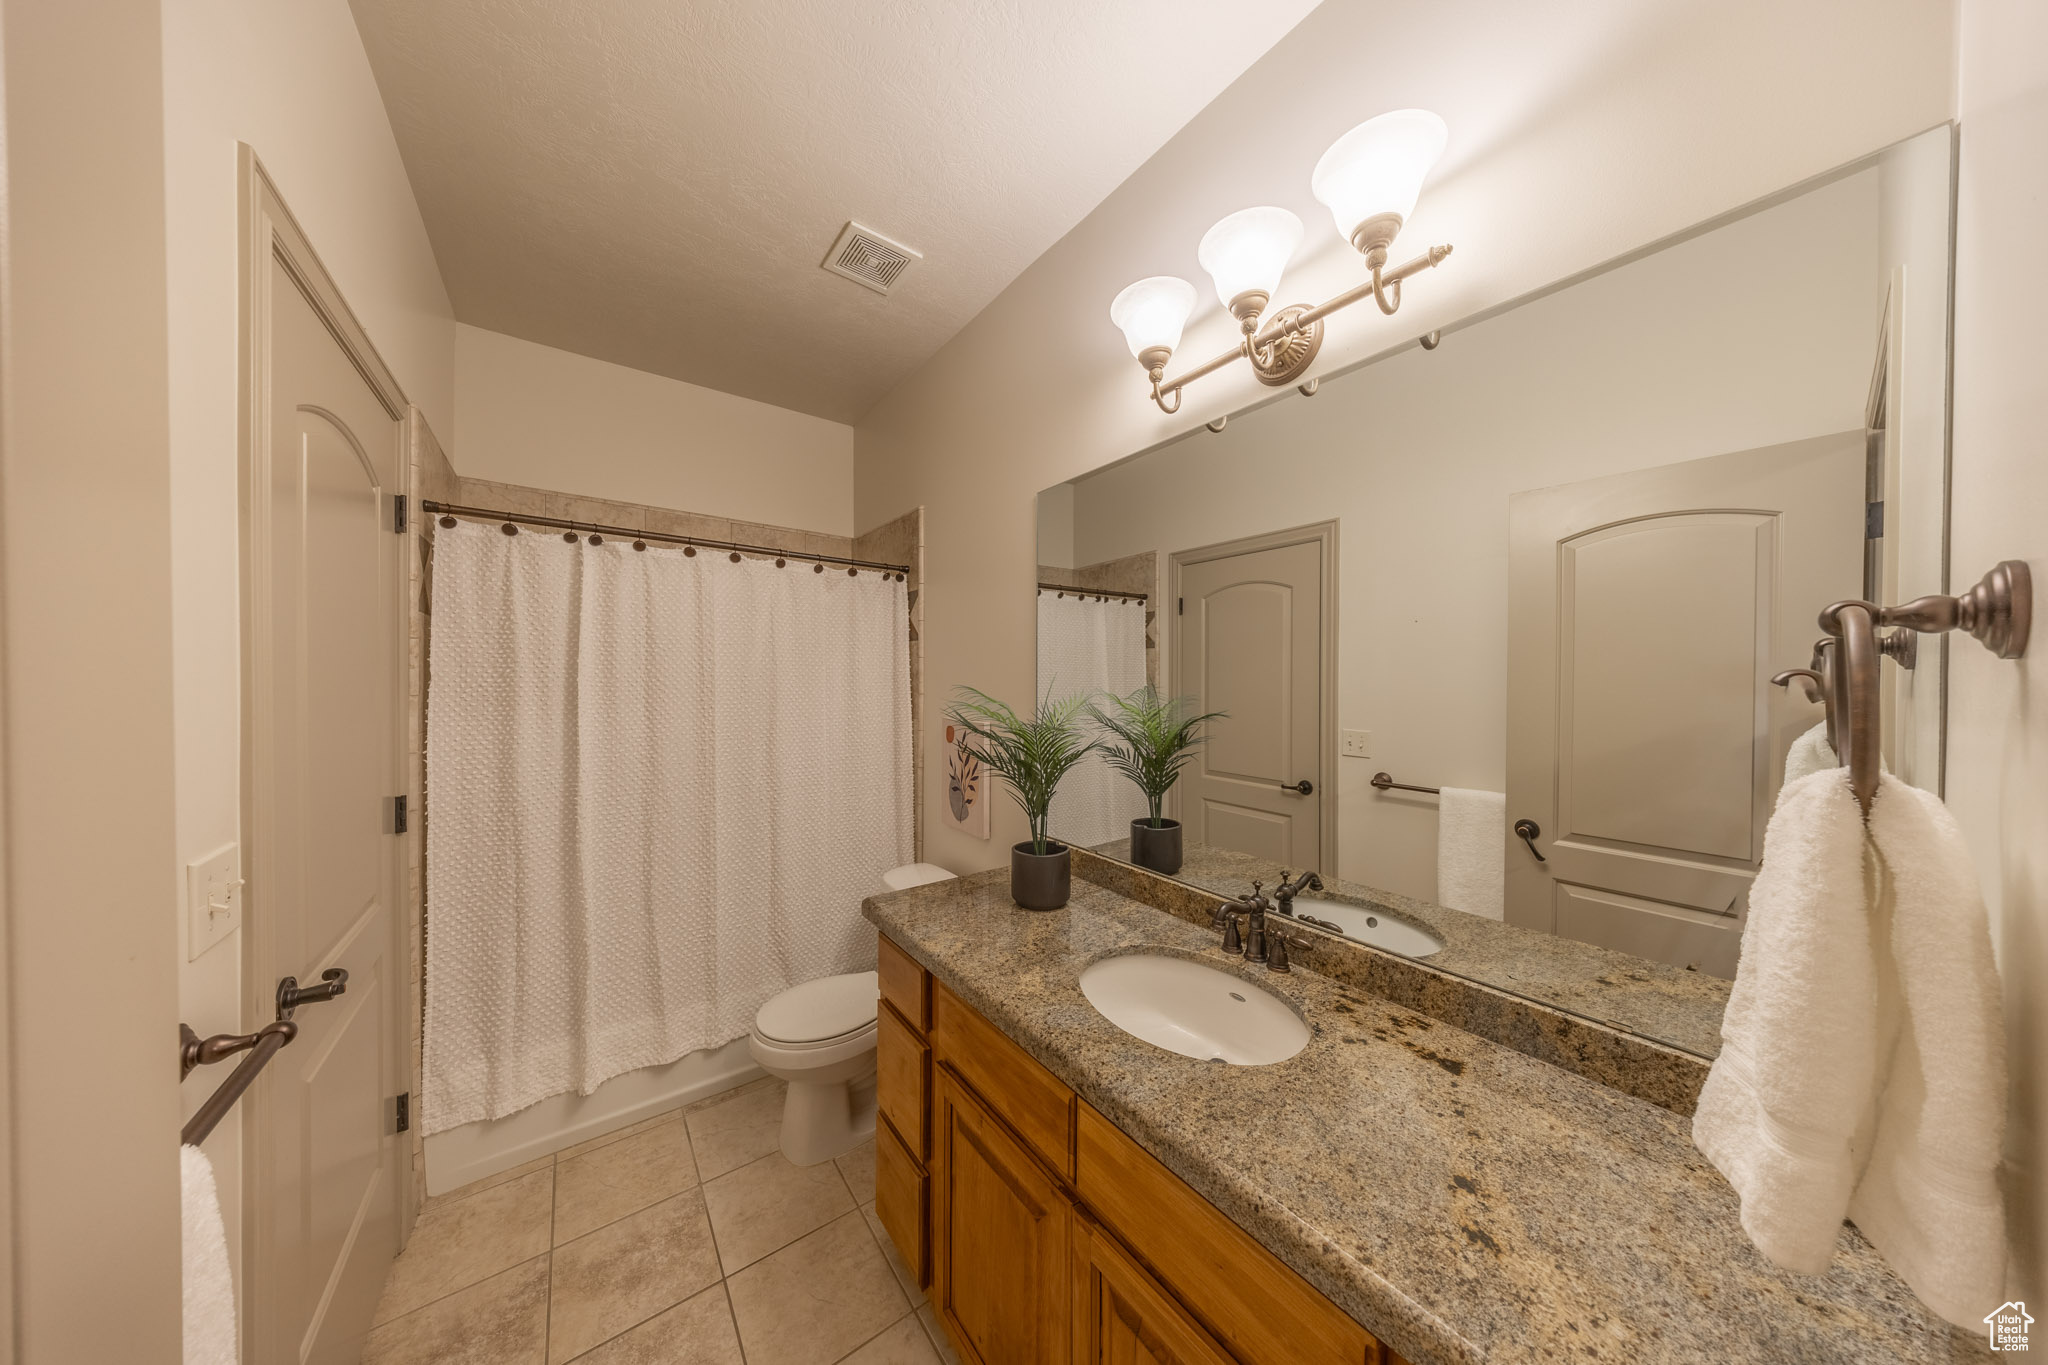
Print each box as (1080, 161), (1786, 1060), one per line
(754, 971), (878, 1044)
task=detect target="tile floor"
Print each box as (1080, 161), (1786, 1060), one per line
(366, 1077), (962, 1365)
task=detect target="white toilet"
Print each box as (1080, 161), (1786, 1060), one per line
(748, 862), (956, 1165)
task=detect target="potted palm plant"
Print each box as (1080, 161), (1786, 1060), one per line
(945, 686), (1099, 910)
(1089, 686), (1225, 875)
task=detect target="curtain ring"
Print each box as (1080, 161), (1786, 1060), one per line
(562, 530), (577, 543)
(813, 562), (824, 573)
(847, 566), (858, 576)
(684, 545), (696, 557)
(438, 515), (457, 529)
(632, 539), (647, 551)
(775, 556), (786, 567)
(500, 522), (518, 535)
(588, 533), (603, 545)
(729, 551), (742, 563)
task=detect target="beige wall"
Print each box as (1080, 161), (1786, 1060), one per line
(1061, 172), (1881, 899)
(1946, 0), (2048, 1305)
(454, 324), (856, 536)
(3, 0), (184, 1354)
(855, 0), (1957, 872)
(163, 0), (458, 1272)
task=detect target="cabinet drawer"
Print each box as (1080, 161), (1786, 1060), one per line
(1075, 1102), (1376, 1365)
(875, 1113), (929, 1290)
(932, 981), (1075, 1181)
(877, 1000), (929, 1159)
(877, 933), (929, 1031)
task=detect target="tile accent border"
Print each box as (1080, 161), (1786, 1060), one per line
(1069, 845), (1710, 1114)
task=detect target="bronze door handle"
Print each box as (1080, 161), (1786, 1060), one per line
(1513, 819), (1547, 863)
(1281, 779), (1313, 795)
(277, 967), (349, 1019)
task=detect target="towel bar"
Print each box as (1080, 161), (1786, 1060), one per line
(1369, 772), (1439, 795)
(179, 1019), (297, 1146)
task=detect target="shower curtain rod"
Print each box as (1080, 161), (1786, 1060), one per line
(1037, 582), (1149, 603)
(421, 500), (911, 576)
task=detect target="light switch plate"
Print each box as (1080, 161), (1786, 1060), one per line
(187, 843), (242, 961)
(1341, 729), (1371, 758)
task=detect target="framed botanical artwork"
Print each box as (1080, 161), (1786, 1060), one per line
(941, 721), (991, 839)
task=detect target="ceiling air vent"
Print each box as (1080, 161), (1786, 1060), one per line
(821, 221), (921, 296)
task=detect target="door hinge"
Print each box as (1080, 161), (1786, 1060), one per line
(391, 794), (408, 834)
(393, 1092), (410, 1134)
(1865, 499), (1884, 538)
(393, 494), (408, 533)
(1177, 596), (1184, 616)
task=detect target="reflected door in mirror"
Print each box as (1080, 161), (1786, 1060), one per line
(1174, 531), (1328, 870)
(1505, 433), (1863, 977)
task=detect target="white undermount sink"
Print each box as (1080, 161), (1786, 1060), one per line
(1291, 898), (1444, 958)
(1079, 954), (1309, 1065)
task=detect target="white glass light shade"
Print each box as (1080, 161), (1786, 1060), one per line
(1109, 276), (1197, 361)
(1196, 207), (1304, 314)
(1311, 109), (1449, 245)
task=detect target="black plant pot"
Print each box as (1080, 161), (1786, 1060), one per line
(1010, 841), (1071, 910)
(1128, 818), (1183, 876)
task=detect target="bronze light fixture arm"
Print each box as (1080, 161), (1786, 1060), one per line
(1150, 242), (1454, 413)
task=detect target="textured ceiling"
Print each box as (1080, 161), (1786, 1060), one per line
(350, 0), (1324, 423)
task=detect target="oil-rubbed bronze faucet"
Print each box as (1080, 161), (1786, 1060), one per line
(1270, 869), (1323, 918)
(1217, 877), (1328, 970)
(1212, 882), (1272, 959)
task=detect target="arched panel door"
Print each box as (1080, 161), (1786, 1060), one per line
(244, 231), (406, 1365)
(1504, 433), (1864, 976)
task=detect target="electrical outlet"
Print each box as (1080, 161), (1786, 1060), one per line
(186, 843), (242, 962)
(1341, 729), (1371, 758)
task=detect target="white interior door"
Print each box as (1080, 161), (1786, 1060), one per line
(244, 243), (406, 1364)
(1172, 528), (1331, 871)
(1504, 433), (1865, 976)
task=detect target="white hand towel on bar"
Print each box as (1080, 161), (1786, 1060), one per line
(1436, 788), (1505, 919)
(1850, 775), (2007, 1327)
(1693, 769), (2006, 1327)
(1781, 721), (1837, 786)
(182, 1143), (237, 1365)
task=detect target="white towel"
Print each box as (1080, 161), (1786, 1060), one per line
(1693, 770), (2007, 1327)
(182, 1144), (237, 1365)
(1781, 721), (1837, 786)
(1849, 776), (2007, 1326)
(1693, 768), (1874, 1273)
(1436, 788), (1505, 919)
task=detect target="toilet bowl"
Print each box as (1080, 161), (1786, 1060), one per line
(748, 862), (956, 1165)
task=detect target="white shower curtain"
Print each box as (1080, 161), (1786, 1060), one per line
(1037, 591), (1149, 849)
(423, 518), (912, 1133)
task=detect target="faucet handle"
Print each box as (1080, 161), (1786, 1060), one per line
(1267, 929), (1318, 974)
(1219, 911), (1245, 956)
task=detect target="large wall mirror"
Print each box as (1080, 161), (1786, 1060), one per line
(1035, 126), (1955, 1058)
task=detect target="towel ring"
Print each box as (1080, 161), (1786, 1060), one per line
(1816, 560), (2033, 818)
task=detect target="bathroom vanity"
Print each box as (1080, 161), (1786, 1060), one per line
(866, 868), (1980, 1365)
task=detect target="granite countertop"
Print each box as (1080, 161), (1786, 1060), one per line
(1087, 837), (1732, 1060)
(865, 870), (1981, 1365)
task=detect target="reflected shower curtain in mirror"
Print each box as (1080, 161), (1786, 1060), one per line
(422, 519), (912, 1132)
(1037, 591), (1149, 848)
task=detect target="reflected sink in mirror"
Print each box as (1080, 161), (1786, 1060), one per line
(1290, 899), (1443, 958)
(1080, 954), (1309, 1065)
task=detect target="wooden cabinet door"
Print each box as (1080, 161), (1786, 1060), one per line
(1073, 1214), (1234, 1365)
(932, 1067), (1071, 1365)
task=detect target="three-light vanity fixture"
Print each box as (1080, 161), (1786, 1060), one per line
(1110, 109), (1455, 414)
